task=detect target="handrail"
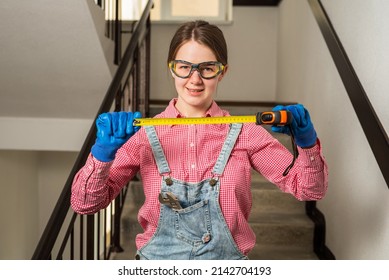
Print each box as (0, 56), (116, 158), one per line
(305, 201), (335, 259)
(32, 0), (153, 259)
(308, 0), (389, 188)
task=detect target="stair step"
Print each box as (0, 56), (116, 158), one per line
(248, 244), (317, 260)
(251, 182), (306, 214)
(251, 170), (269, 183)
(249, 212), (314, 247)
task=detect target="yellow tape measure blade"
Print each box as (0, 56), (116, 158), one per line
(133, 115), (257, 126)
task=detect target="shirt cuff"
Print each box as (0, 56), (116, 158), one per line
(297, 138), (324, 168)
(82, 153), (113, 178)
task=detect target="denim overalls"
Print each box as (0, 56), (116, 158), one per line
(136, 123), (246, 260)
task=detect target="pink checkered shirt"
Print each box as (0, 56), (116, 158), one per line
(71, 99), (328, 255)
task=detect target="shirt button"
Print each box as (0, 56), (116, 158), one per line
(310, 156), (315, 161)
(191, 164), (195, 169)
(190, 143), (195, 147)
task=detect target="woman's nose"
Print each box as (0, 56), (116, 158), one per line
(189, 69), (203, 83)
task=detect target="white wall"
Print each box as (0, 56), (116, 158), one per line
(322, 0), (389, 131)
(150, 6), (279, 102)
(0, 151), (39, 259)
(277, 0), (389, 259)
(0, 151), (77, 259)
(37, 152), (78, 232)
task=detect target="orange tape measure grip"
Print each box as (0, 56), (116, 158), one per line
(256, 110), (292, 126)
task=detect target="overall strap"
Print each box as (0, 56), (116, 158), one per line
(212, 123), (243, 176)
(144, 126), (171, 175)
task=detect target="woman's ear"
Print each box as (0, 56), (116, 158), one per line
(218, 65), (229, 81)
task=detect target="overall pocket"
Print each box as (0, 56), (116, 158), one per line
(174, 200), (212, 245)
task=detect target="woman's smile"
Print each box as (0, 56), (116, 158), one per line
(186, 87), (204, 96)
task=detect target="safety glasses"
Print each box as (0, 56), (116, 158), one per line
(169, 60), (225, 79)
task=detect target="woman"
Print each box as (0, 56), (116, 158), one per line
(71, 20), (328, 260)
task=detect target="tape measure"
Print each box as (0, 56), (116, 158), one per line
(133, 110), (292, 126)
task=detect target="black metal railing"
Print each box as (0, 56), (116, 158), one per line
(32, 0), (153, 260)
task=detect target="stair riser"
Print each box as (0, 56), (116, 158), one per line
(250, 224), (314, 246)
(251, 188), (306, 214)
(248, 247), (318, 260)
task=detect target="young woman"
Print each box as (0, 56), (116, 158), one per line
(71, 20), (328, 260)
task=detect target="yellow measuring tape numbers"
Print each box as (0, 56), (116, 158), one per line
(133, 115), (257, 126)
(133, 111), (292, 126)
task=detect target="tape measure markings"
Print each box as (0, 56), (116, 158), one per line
(133, 115), (257, 126)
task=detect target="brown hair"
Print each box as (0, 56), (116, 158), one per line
(167, 20), (228, 65)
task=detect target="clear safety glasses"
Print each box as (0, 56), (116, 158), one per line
(169, 60), (225, 79)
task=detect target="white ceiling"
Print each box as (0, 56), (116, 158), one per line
(0, 0), (113, 120)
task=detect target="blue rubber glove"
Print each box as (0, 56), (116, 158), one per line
(91, 111), (142, 162)
(271, 104), (317, 148)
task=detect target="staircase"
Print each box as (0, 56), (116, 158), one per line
(110, 106), (318, 260)
(248, 170), (317, 259)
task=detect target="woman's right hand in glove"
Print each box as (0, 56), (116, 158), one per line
(91, 111), (142, 162)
